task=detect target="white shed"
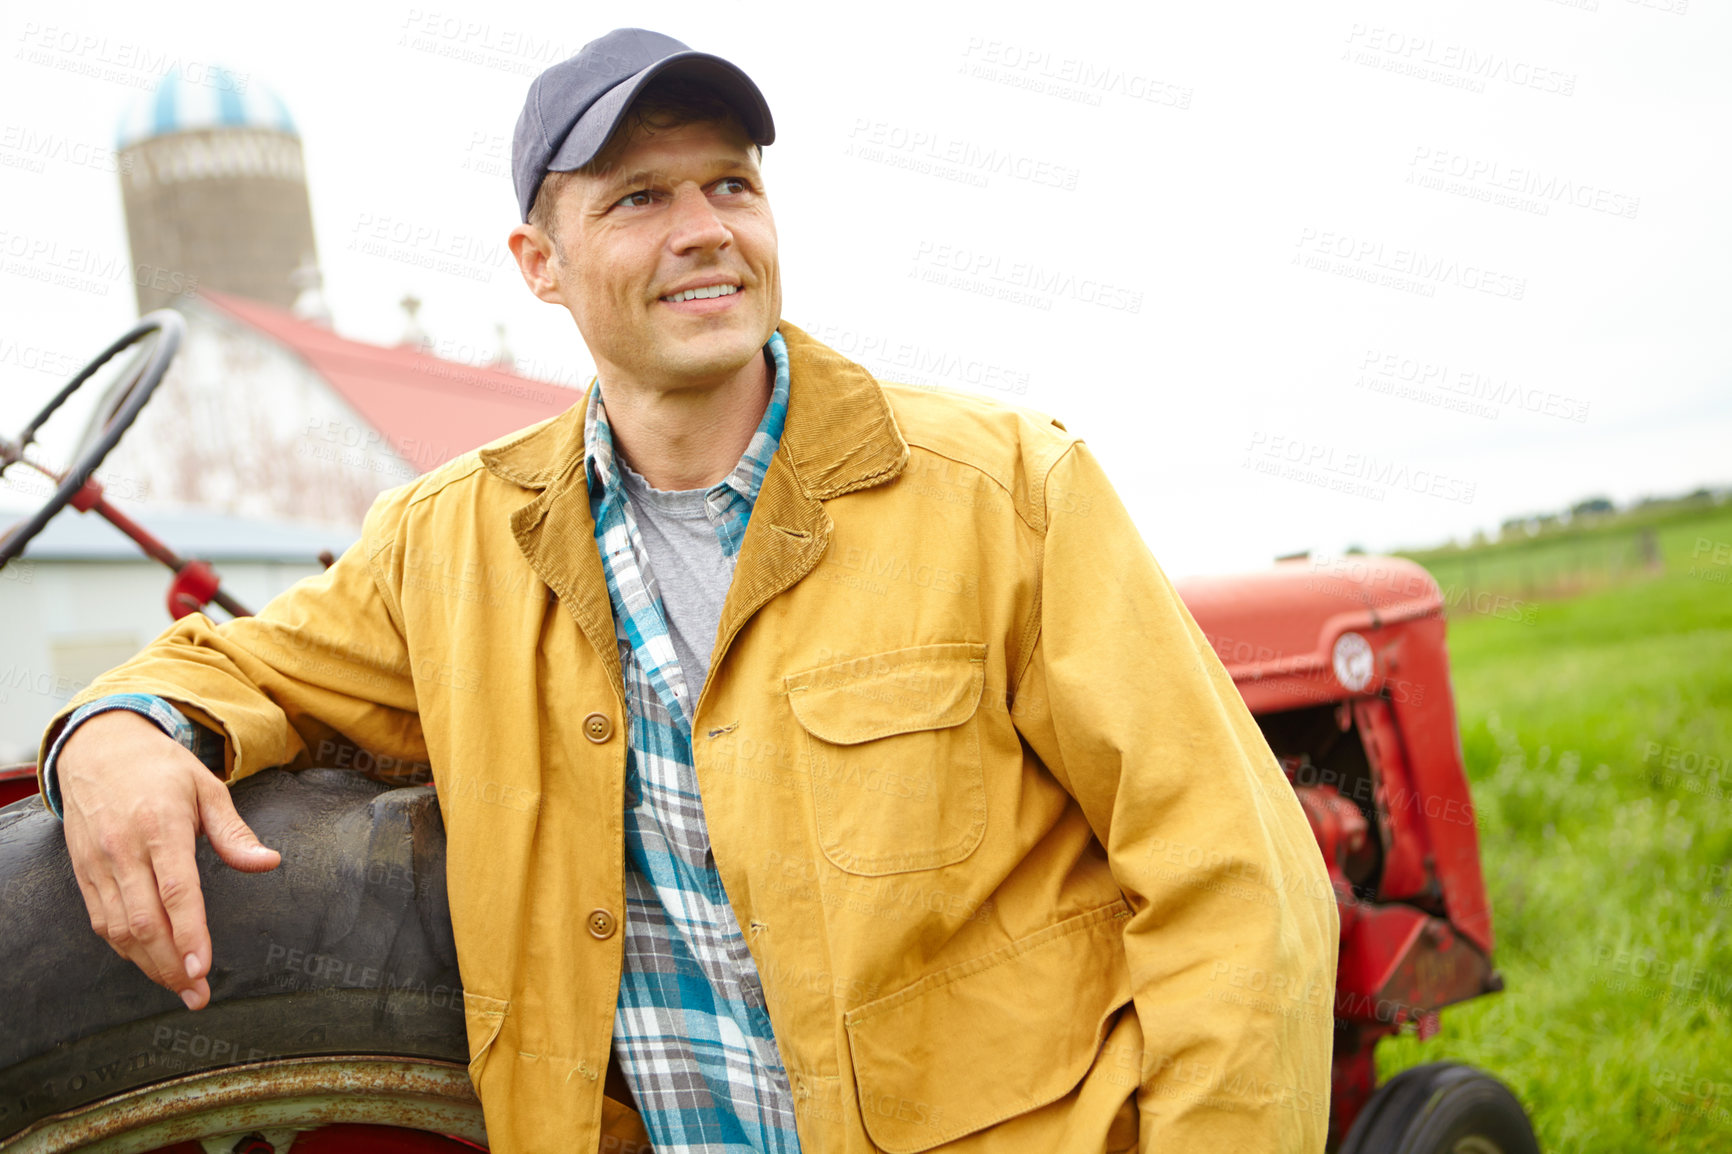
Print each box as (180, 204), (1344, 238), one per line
(0, 507), (353, 762)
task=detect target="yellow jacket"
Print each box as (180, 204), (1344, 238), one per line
(43, 322), (1337, 1152)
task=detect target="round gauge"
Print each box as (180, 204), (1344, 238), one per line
(1332, 631), (1375, 693)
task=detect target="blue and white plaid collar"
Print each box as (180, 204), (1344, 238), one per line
(582, 331), (790, 519)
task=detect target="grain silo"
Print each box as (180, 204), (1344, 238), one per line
(115, 66), (321, 315)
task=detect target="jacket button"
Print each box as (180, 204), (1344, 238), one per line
(588, 909), (617, 940)
(583, 713), (613, 743)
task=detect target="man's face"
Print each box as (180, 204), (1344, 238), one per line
(514, 116), (780, 394)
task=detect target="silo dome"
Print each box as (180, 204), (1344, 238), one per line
(117, 66), (298, 150)
(115, 67), (321, 315)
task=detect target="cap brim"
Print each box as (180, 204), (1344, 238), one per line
(545, 51), (775, 176)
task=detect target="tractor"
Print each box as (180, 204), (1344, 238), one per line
(0, 314), (1539, 1151)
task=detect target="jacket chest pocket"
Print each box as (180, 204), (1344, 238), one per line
(785, 642), (988, 877)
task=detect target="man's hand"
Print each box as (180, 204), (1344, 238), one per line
(56, 710), (280, 1009)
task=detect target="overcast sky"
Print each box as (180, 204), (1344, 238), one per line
(1, 0), (1726, 577)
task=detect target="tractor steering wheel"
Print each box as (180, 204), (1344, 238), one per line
(0, 310), (184, 568)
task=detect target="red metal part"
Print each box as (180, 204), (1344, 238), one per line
(1334, 904), (1493, 1025)
(1387, 614), (1494, 951)
(1329, 1023), (1393, 1147)
(1297, 784), (1489, 1019)
(1353, 698), (1433, 905)
(90, 493), (251, 620)
(167, 559), (224, 620)
(3, 455), (253, 620)
(140, 1123), (486, 1153)
(1296, 778), (1496, 1142)
(0, 762), (39, 807)
(1176, 557), (1442, 715)
(1179, 558), (1495, 954)
(1293, 782), (1368, 920)
(288, 1123), (487, 1152)
(67, 475), (105, 514)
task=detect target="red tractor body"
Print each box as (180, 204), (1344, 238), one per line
(1177, 556), (1502, 1142)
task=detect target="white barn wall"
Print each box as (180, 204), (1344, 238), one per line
(0, 557), (326, 763)
(93, 298), (415, 529)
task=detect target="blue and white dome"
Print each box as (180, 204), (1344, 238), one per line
(117, 66), (297, 150)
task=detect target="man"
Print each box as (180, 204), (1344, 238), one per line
(40, 27), (1336, 1154)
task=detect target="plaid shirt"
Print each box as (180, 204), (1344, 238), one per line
(585, 333), (799, 1153)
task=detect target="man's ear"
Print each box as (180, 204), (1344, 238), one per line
(508, 224), (564, 305)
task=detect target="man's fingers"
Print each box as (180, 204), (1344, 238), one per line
(154, 836), (212, 987)
(196, 777), (281, 873)
(65, 829), (117, 942)
(54, 710), (260, 1007)
(69, 824), (138, 962)
(178, 975), (211, 1011)
(110, 847), (192, 995)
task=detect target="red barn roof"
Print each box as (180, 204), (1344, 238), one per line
(201, 291), (582, 471)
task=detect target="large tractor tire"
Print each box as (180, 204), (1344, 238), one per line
(0, 768), (480, 1151)
(1338, 1061), (1540, 1154)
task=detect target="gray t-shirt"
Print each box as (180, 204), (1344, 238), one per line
(618, 461), (734, 700)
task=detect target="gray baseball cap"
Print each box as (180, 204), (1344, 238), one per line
(511, 28), (775, 221)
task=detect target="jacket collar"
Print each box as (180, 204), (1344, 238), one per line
(478, 320), (909, 499)
(479, 320), (909, 702)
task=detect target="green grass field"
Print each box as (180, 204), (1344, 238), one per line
(1375, 506), (1732, 1151)
(1400, 500), (1732, 604)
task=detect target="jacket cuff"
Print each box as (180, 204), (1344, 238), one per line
(40, 694), (214, 818)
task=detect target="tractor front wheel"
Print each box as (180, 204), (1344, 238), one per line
(1338, 1062), (1539, 1154)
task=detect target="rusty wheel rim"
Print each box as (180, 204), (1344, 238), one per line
(5, 1056), (485, 1153)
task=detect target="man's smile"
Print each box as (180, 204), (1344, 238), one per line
(660, 282), (740, 303)
(658, 280), (743, 311)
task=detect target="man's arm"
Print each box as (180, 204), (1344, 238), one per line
(36, 490), (428, 1009)
(1011, 441), (1339, 1153)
